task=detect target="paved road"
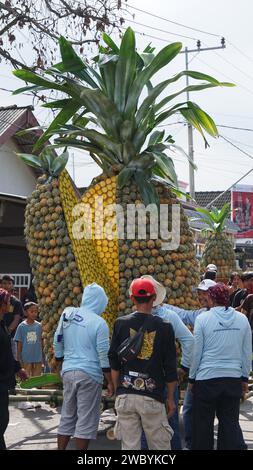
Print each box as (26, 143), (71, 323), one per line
(5, 402), (120, 450)
(5, 397), (253, 450)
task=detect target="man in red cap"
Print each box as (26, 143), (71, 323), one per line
(108, 278), (178, 450)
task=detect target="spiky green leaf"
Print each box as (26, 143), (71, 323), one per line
(114, 27), (136, 113)
(102, 33), (120, 54)
(12, 85), (47, 95)
(118, 168), (134, 188)
(51, 151), (69, 175)
(42, 99), (73, 109)
(125, 42), (182, 118)
(134, 172), (159, 206)
(33, 99), (81, 152)
(13, 69), (68, 93)
(16, 153), (42, 170)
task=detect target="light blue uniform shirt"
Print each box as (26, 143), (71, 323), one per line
(53, 283), (110, 384)
(153, 305), (194, 369)
(189, 306), (252, 381)
(165, 304), (207, 328)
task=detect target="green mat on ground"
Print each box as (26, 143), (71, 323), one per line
(20, 373), (62, 389)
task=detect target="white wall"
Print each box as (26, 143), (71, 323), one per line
(0, 138), (36, 197)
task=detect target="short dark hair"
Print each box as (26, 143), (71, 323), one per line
(204, 271), (217, 281)
(133, 294), (156, 304)
(241, 272), (253, 282)
(24, 302), (38, 311)
(2, 275), (14, 284)
(229, 271), (241, 282)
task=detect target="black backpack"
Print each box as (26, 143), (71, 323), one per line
(117, 316), (150, 363)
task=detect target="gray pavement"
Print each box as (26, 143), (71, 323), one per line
(5, 397), (253, 450)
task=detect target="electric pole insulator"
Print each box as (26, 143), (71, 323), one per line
(197, 40), (201, 49)
(221, 37), (226, 47)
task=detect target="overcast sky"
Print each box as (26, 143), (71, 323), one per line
(1, 0), (253, 193)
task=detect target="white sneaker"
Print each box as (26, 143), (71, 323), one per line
(18, 402), (34, 409)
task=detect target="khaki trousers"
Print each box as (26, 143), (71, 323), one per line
(114, 393), (173, 450)
(22, 362), (42, 377)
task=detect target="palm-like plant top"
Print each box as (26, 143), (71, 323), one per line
(194, 203), (232, 234)
(13, 28), (234, 203)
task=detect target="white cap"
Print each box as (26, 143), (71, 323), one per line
(140, 275), (166, 307)
(206, 264), (217, 272)
(197, 279), (216, 291)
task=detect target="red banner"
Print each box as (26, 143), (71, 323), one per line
(232, 185), (253, 238)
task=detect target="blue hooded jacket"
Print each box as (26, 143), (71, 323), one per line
(153, 305), (194, 370)
(189, 306), (252, 382)
(53, 283), (110, 384)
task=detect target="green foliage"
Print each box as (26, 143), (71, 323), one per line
(193, 203), (232, 235)
(13, 28), (234, 203)
(17, 149), (69, 177)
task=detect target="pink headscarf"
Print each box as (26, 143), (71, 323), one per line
(208, 283), (230, 308)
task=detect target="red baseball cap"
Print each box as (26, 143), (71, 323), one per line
(129, 278), (156, 298)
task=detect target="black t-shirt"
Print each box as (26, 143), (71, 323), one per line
(229, 288), (241, 306)
(0, 320), (21, 391)
(241, 294), (253, 346)
(3, 296), (24, 336)
(232, 289), (248, 308)
(22, 287), (37, 306)
(108, 312), (177, 403)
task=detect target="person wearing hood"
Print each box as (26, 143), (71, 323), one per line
(189, 283), (252, 450)
(53, 283), (113, 451)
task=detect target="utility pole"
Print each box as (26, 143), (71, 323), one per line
(181, 38), (226, 199)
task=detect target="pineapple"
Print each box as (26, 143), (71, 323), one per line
(194, 203), (236, 281)
(15, 29), (233, 346)
(60, 170), (200, 330)
(21, 150), (82, 368)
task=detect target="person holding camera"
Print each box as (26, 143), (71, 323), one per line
(108, 278), (178, 450)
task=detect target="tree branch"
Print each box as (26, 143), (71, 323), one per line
(0, 46), (30, 69)
(0, 0), (126, 69)
(0, 16), (22, 36)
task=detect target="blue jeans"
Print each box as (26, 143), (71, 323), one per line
(141, 386), (182, 450)
(182, 387), (193, 449)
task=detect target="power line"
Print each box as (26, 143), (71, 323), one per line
(219, 135), (253, 161)
(174, 152), (252, 174)
(222, 137), (253, 150)
(196, 164), (248, 176)
(127, 4), (253, 86)
(0, 86), (16, 93)
(194, 55), (253, 97)
(126, 18), (198, 41)
(213, 112), (253, 120)
(227, 40), (253, 65)
(120, 25), (176, 44)
(127, 4), (221, 38)
(211, 49), (253, 83)
(195, 152), (253, 166)
(157, 121), (184, 128)
(217, 124), (253, 132)
(206, 165), (253, 208)
(188, 51), (200, 65)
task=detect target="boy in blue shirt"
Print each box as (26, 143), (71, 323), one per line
(14, 302), (43, 377)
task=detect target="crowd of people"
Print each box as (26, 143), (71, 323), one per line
(0, 267), (252, 451)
